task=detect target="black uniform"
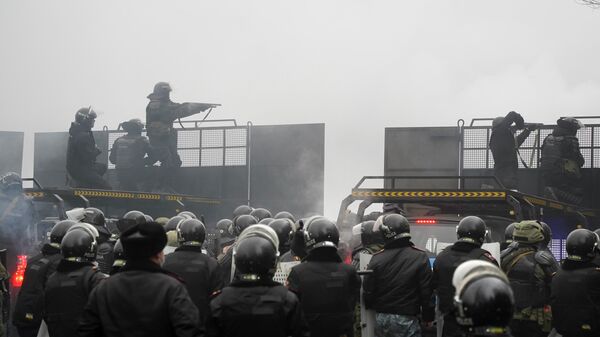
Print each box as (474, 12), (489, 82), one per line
(208, 279), (308, 337)
(66, 122), (111, 189)
(12, 244), (62, 337)
(43, 260), (106, 337)
(109, 133), (151, 191)
(218, 248), (234, 287)
(551, 259), (600, 337)
(501, 244), (557, 337)
(489, 111), (531, 189)
(287, 248), (361, 337)
(363, 239), (435, 323)
(163, 245), (222, 326)
(540, 125), (585, 202)
(432, 242), (497, 337)
(79, 259), (202, 337)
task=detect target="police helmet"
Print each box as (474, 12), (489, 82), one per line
(178, 211), (197, 220)
(177, 218), (206, 246)
(512, 220), (545, 244)
(144, 214), (154, 223)
(352, 220), (384, 247)
(504, 223), (516, 243)
(382, 203), (404, 215)
(234, 236), (278, 279)
(83, 207), (106, 227)
(49, 220), (77, 247)
(274, 211), (296, 222)
(539, 222), (552, 248)
(231, 214), (259, 237)
(232, 205), (253, 218)
(268, 218), (294, 253)
(216, 218), (234, 237)
(61, 227), (98, 262)
(566, 229), (598, 261)
(0, 172), (22, 193)
(250, 208), (272, 222)
(557, 117), (584, 133)
(373, 214), (411, 243)
(165, 216), (185, 232)
(259, 217), (274, 225)
(148, 82), (172, 99)
(75, 107), (97, 123)
(118, 210), (147, 233)
(456, 216), (487, 245)
(302, 216), (339, 251)
(121, 118), (144, 133)
(67, 222), (100, 241)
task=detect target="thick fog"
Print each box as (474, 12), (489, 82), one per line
(1, 0), (600, 218)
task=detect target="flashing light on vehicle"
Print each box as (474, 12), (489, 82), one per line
(12, 255), (27, 288)
(415, 219), (437, 225)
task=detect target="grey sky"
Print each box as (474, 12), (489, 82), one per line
(1, 0), (599, 217)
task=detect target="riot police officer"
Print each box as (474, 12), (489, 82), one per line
(208, 231), (308, 337)
(66, 107), (112, 189)
(219, 214), (258, 286)
(453, 260), (515, 337)
(489, 111), (534, 190)
(215, 218), (235, 259)
(163, 218), (222, 327)
(350, 220), (385, 270)
(82, 207), (115, 274)
(250, 208), (272, 222)
(13, 220), (75, 337)
(146, 82), (216, 192)
(551, 229), (600, 337)
(363, 214), (435, 337)
(540, 117), (585, 204)
(287, 216), (361, 337)
(268, 218), (294, 257)
(110, 239), (126, 275)
(44, 224), (107, 337)
(432, 216), (498, 337)
(109, 118), (152, 191)
(500, 220), (557, 337)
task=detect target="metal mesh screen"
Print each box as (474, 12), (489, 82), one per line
(225, 148), (246, 166)
(463, 149), (488, 169)
(178, 149), (200, 167)
(226, 129), (247, 147)
(550, 239), (566, 261)
(578, 128), (593, 148)
(178, 130), (200, 148)
(272, 261), (300, 284)
(463, 128), (489, 149)
(202, 129), (224, 148)
(201, 148), (224, 167)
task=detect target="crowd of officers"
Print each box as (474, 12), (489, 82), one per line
(5, 202), (600, 337)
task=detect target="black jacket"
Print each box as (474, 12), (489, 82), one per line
(208, 279), (309, 337)
(13, 244), (62, 327)
(363, 238), (435, 321)
(551, 259), (600, 337)
(78, 259), (203, 337)
(287, 248), (361, 337)
(218, 248), (234, 287)
(490, 111), (530, 169)
(43, 260), (107, 337)
(540, 126), (585, 175)
(66, 122), (100, 173)
(432, 242), (497, 314)
(163, 245), (223, 326)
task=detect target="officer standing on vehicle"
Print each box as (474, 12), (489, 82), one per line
(44, 224), (107, 337)
(489, 111), (535, 190)
(287, 216), (361, 337)
(146, 82), (216, 192)
(551, 229), (600, 337)
(540, 117), (585, 204)
(13, 220), (75, 337)
(363, 214), (435, 337)
(66, 107), (112, 190)
(453, 260), (515, 337)
(432, 216), (498, 337)
(109, 118), (152, 191)
(500, 220), (557, 337)
(79, 221), (202, 337)
(208, 226), (309, 337)
(163, 218), (222, 327)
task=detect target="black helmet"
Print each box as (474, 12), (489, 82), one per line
(231, 215), (259, 236)
(75, 106), (97, 124)
(216, 218), (235, 241)
(302, 216), (339, 251)
(117, 210), (147, 233)
(352, 220), (384, 246)
(250, 208), (272, 222)
(455, 275), (514, 332)
(121, 118), (144, 133)
(61, 227), (98, 262)
(178, 211), (197, 220)
(373, 214), (410, 243)
(539, 222), (552, 248)
(557, 117), (584, 133)
(504, 223), (516, 243)
(566, 229), (598, 261)
(268, 218), (294, 253)
(274, 211), (296, 222)
(0, 172), (22, 193)
(233, 205), (253, 218)
(456, 216), (487, 245)
(259, 217), (274, 225)
(382, 203), (404, 215)
(234, 236), (278, 280)
(165, 216), (185, 232)
(148, 82), (172, 99)
(144, 214), (154, 223)
(49, 220), (77, 247)
(83, 207), (106, 227)
(177, 219), (206, 245)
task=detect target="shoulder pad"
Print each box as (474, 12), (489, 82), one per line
(373, 249), (385, 255)
(534, 250), (557, 266)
